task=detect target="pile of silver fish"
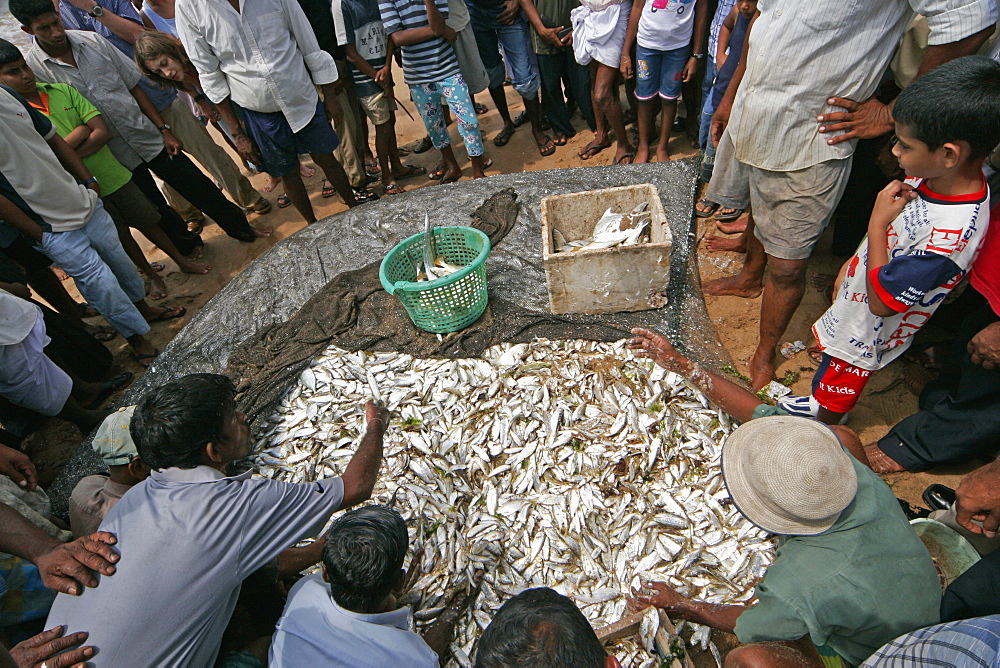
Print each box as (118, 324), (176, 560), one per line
(251, 338), (774, 666)
(554, 203), (653, 252)
(416, 214), (464, 281)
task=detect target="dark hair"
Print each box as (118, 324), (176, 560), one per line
(0, 39), (24, 68)
(476, 588), (607, 668)
(322, 505), (408, 614)
(129, 373), (236, 470)
(893, 55), (1000, 160)
(8, 0), (59, 28)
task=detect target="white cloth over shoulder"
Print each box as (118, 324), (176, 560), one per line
(0, 303), (73, 417)
(572, 0), (631, 68)
(269, 574), (438, 668)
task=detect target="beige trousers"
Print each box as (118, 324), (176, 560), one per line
(160, 98), (263, 220)
(331, 59), (367, 189)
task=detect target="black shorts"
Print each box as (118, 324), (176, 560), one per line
(1, 235), (52, 272)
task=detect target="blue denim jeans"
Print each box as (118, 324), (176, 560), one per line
(37, 200), (150, 339)
(469, 8), (540, 99)
(699, 59), (718, 183)
(537, 49), (596, 136)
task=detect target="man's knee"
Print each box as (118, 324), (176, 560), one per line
(768, 257), (808, 287)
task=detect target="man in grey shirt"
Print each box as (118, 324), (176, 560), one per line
(45, 373), (389, 666)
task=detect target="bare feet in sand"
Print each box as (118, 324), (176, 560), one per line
(749, 346), (776, 391)
(253, 226), (274, 238)
(187, 246), (205, 261)
(179, 258), (212, 274)
(148, 275), (168, 300)
(655, 145), (671, 163)
(703, 273), (764, 298)
(262, 175), (281, 193)
(863, 441), (906, 473)
(299, 164), (315, 178)
(704, 233), (747, 253)
(716, 217), (747, 234)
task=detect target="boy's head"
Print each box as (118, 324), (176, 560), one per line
(94, 406), (150, 486)
(130, 373), (249, 471)
(892, 56), (1000, 176)
(0, 39), (37, 97)
(476, 588), (619, 668)
(736, 0), (757, 17)
(10, 0), (68, 50)
(321, 505), (408, 614)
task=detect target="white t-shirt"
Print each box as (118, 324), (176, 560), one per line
(269, 574), (438, 668)
(813, 177), (990, 371)
(637, 0), (697, 51)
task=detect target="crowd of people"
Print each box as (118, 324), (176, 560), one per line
(1, 0), (1000, 665)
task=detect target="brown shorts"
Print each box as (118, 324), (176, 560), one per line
(100, 180), (161, 230)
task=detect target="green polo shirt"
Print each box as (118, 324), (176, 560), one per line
(733, 454), (941, 666)
(29, 82), (132, 197)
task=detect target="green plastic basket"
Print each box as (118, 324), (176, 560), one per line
(379, 226), (491, 333)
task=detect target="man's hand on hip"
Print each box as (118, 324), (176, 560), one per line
(969, 322), (1000, 370)
(817, 96), (893, 146)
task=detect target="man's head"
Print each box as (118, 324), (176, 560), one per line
(0, 39), (35, 97)
(892, 56), (1000, 177)
(129, 373), (249, 471)
(476, 588), (619, 668)
(321, 505), (408, 614)
(735, 0), (757, 18)
(9, 0), (68, 50)
(93, 406), (150, 486)
(721, 416), (858, 536)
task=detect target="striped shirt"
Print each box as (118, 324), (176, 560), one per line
(378, 0), (459, 85)
(861, 615), (1000, 667)
(727, 0), (997, 172)
(707, 0), (735, 59)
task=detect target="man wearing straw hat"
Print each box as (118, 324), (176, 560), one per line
(629, 414), (941, 667)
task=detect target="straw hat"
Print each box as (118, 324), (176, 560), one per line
(721, 416), (858, 536)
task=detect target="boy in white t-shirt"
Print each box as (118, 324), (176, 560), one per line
(621, 0), (707, 163)
(779, 56), (1000, 425)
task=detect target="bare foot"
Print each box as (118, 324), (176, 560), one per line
(704, 233), (747, 253)
(703, 274), (764, 298)
(613, 145), (636, 165)
(655, 146), (671, 162)
(716, 217), (747, 234)
(299, 164), (316, 178)
(180, 259), (212, 274)
(253, 226), (273, 237)
(262, 175), (281, 193)
(749, 346), (776, 391)
(148, 277), (168, 300)
(633, 146), (650, 164)
(863, 441), (907, 473)
(187, 246), (205, 261)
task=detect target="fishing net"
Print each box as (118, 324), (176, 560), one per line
(49, 158), (730, 516)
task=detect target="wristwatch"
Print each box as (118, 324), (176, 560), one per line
(692, 53), (706, 60)
(88, 3), (104, 17)
(83, 176), (99, 186)
(157, 124), (171, 133)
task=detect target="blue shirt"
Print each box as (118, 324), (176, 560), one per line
(378, 0), (459, 85)
(59, 0), (177, 112)
(333, 0), (388, 97)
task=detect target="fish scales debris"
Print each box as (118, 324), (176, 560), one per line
(250, 338), (774, 666)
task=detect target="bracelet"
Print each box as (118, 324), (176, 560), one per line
(82, 176), (98, 185)
(692, 53), (706, 60)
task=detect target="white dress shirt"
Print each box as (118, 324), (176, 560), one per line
(176, 0), (339, 132)
(727, 0), (997, 172)
(269, 574), (439, 668)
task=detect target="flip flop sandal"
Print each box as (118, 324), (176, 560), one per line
(148, 262), (166, 272)
(82, 371), (135, 408)
(397, 146), (411, 157)
(440, 174), (461, 185)
(482, 157), (494, 170)
(553, 134), (569, 146)
(364, 157), (380, 175)
(322, 181), (337, 198)
(537, 138), (556, 157)
(513, 111), (529, 127)
(428, 168), (446, 181)
(493, 125), (516, 147)
(412, 136), (433, 154)
(716, 207), (745, 223)
(578, 139), (611, 160)
(384, 182), (405, 195)
(614, 151), (636, 165)
(132, 349), (159, 368)
(695, 198), (720, 218)
(76, 302), (100, 318)
(394, 164), (427, 180)
(276, 194), (292, 208)
(474, 102), (489, 115)
(85, 324), (116, 342)
(251, 198), (272, 215)
(352, 188), (379, 203)
(146, 305), (186, 323)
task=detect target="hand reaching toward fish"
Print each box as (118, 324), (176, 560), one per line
(628, 328), (688, 374)
(365, 400), (390, 434)
(629, 581), (689, 613)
